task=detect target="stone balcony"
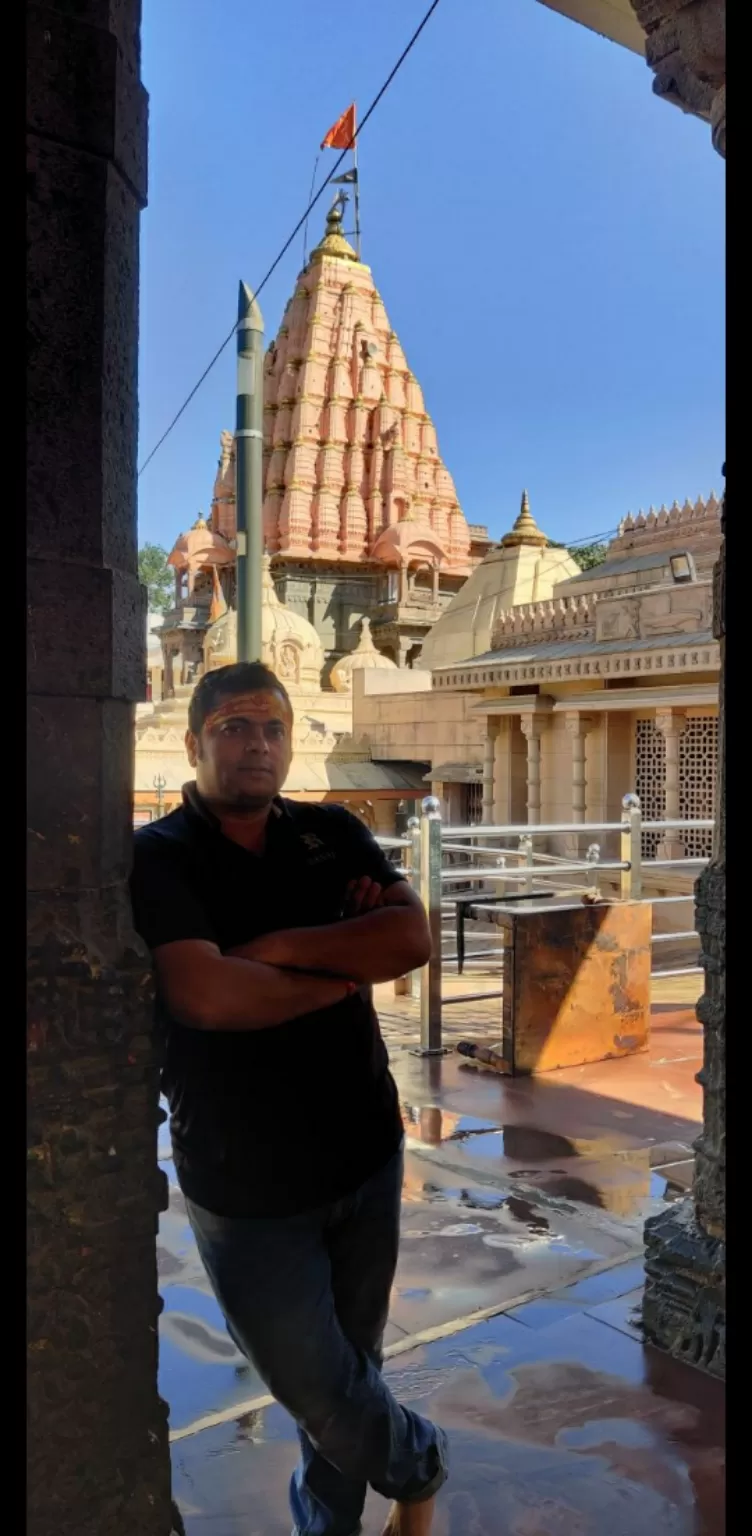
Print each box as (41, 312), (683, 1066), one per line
(374, 589), (455, 627)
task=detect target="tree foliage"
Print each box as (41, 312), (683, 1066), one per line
(568, 541), (608, 571)
(548, 540), (609, 572)
(138, 543), (173, 613)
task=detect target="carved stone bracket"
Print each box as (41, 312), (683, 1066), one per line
(630, 0), (726, 156)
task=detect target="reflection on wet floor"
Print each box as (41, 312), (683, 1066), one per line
(162, 1001), (713, 1528)
(160, 1065), (697, 1436)
(172, 1258), (724, 1535)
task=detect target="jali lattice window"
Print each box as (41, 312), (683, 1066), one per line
(464, 782), (483, 826)
(679, 715), (717, 859)
(635, 718), (666, 858)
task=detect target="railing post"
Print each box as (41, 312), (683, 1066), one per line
(519, 833), (534, 896)
(585, 841), (602, 898)
(405, 815), (421, 1000)
(620, 793), (642, 901)
(418, 795), (444, 1055)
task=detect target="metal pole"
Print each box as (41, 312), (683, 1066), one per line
(417, 796), (444, 1055)
(353, 125), (361, 258)
(153, 772), (166, 818)
(620, 793), (643, 901)
(302, 152), (320, 268)
(235, 282), (264, 662)
(519, 834), (534, 896)
(354, 144), (362, 258)
(406, 816), (421, 1000)
(586, 842), (601, 898)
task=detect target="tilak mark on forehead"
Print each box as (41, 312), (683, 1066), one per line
(203, 691), (293, 733)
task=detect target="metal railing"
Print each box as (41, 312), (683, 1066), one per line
(376, 793), (712, 1056)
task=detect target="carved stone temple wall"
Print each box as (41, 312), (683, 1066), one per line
(629, 0), (726, 1376)
(27, 4), (174, 1533)
(642, 478), (726, 1373)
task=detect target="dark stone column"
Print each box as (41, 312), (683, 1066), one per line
(642, 478), (726, 1375)
(27, 4), (173, 1532)
(629, 0), (726, 1379)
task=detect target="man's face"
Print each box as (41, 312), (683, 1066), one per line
(186, 689), (293, 808)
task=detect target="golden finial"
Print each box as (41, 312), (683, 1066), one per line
(501, 489), (548, 548)
(309, 192), (358, 265)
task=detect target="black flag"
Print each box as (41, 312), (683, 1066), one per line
(331, 169), (358, 185)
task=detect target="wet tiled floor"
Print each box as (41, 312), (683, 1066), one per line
(163, 982), (721, 1532)
(160, 1006), (700, 1438)
(159, 1148), (645, 1438)
(172, 1257), (725, 1535)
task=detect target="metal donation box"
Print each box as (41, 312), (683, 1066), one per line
(496, 898), (651, 1074)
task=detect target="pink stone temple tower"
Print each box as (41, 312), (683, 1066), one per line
(163, 200), (489, 688)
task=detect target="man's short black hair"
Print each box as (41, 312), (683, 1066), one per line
(188, 663), (293, 735)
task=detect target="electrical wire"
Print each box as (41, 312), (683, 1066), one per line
(564, 527), (618, 547)
(138, 0), (443, 479)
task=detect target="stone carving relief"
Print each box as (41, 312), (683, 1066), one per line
(298, 714), (337, 752)
(640, 590), (709, 637)
(277, 642), (300, 683)
(595, 582), (712, 643)
(597, 598), (640, 643)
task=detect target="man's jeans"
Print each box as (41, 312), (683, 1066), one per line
(186, 1148), (448, 1536)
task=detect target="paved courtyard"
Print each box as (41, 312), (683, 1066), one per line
(161, 974), (724, 1534)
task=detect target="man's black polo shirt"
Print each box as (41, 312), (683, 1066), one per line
(129, 785), (405, 1218)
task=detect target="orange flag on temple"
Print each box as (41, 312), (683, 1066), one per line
(320, 103), (356, 151)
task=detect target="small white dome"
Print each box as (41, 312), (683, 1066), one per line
(203, 555), (324, 693)
(330, 618), (398, 694)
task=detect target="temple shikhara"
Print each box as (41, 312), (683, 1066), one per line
(136, 199), (490, 823)
(137, 201), (721, 856)
(156, 198), (489, 696)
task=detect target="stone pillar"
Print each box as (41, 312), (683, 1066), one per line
(642, 479), (726, 1376)
(431, 563), (439, 602)
(482, 719), (499, 824)
(493, 718), (512, 824)
(564, 712), (593, 823)
(655, 708), (688, 859)
(627, 0), (726, 1374)
(164, 648), (175, 699)
(27, 5), (174, 1534)
(520, 716), (545, 825)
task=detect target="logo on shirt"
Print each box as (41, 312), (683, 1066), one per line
(300, 831), (336, 866)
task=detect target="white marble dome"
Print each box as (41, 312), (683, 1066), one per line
(203, 555), (324, 693)
(330, 618), (398, 694)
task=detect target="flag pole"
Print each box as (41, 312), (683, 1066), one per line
(302, 152), (320, 267)
(352, 111), (361, 258)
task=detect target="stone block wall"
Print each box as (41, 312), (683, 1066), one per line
(352, 674), (485, 767)
(27, 3), (173, 1531)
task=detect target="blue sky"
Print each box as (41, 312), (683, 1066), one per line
(138, 0), (725, 553)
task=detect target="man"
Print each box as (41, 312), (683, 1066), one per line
(130, 662), (448, 1536)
